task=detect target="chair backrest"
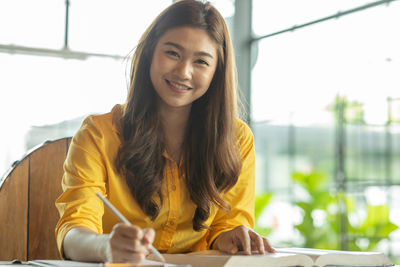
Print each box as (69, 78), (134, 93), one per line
(0, 137), (72, 261)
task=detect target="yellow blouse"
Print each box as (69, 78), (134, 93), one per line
(55, 105), (255, 256)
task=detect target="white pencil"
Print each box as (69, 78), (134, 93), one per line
(96, 192), (166, 263)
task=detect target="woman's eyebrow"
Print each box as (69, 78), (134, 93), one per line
(163, 41), (214, 59)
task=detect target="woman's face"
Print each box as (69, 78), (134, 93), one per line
(150, 26), (218, 112)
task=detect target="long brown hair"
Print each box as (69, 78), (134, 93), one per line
(116, 0), (242, 231)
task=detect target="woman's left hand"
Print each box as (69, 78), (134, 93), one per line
(213, 225), (276, 255)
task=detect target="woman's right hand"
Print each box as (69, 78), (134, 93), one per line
(63, 226), (155, 263)
(104, 223), (155, 263)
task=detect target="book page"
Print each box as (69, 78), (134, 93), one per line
(162, 252), (314, 267)
(276, 248), (393, 267)
(315, 252), (392, 267)
(28, 260), (102, 267)
(161, 254), (230, 267)
(226, 253), (313, 267)
(29, 259), (190, 267)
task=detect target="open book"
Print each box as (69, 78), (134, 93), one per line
(158, 248), (393, 267)
(28, 259), (190, 267)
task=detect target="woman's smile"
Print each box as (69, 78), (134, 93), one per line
(165, 79), (192, 92)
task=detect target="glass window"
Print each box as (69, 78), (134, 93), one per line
(0, 0), (173, 177)
(68, 0), (171, 55)
(0, 0), (65, 48)
(252, 0), (377, 37)
(251, 0), (400, 259)
(0, 53), (128, 175)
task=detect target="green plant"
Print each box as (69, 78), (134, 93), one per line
(292, 170), (398, 251)
(348, 204), (398, 251)
(254, 192), (273, 237)
(292, 171), (339, 249)
(327, 95), (365, 124)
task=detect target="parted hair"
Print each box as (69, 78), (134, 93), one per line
(116, 0), (242, 231)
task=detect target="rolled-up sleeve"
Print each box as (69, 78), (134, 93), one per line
(55, 116), (107, 257)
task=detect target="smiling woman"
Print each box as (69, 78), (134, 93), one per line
(55, 0), (274, 264)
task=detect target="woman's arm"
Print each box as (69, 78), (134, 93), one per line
(63, 225), (155, 263)
(208, 121), (275, 254)
(63, 227), (108, 262)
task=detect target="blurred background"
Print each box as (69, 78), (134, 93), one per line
(0, 0), (399, 263)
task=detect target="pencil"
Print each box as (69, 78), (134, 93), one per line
(96, 192), (166, 263)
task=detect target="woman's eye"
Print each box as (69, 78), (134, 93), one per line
(195, 59), (209, 66)
(166, 50), (179, 57)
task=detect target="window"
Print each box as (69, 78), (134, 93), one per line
(0, 0), (172, 176)
(252, 0), (400, 260)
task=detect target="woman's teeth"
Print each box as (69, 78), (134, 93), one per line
(169, 80), (190, 90)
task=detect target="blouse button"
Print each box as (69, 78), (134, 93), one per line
(171, 185), (177, 191)
(169, 220), (175, 226)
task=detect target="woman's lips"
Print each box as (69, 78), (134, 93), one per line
(166, 79), (192, 91)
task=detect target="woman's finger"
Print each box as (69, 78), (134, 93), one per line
(214, 231), (237, 254)
(142, 228), (155, 245)
(234, 226), (252, 255)
(226, 241), (239, 255)
(262, 237), (276, 253)
(249, 230), (265, 254)
(114, 224), (144, 240)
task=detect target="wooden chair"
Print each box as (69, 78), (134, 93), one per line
(0, 137), (72, 261)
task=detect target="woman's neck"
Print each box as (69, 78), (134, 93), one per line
(159, 104), (191, 163)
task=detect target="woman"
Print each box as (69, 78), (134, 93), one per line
(56, 0), (275, 263)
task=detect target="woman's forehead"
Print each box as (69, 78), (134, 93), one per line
(157, 26), (218, 57)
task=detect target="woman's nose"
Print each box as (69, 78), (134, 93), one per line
(173, 60), (192, 80)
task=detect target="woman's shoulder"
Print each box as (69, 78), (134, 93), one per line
(77, 104), (122, 138)
(235, 118), (254, 145)
(235, 118), (253, 137)
(83, 104), (121, 126)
